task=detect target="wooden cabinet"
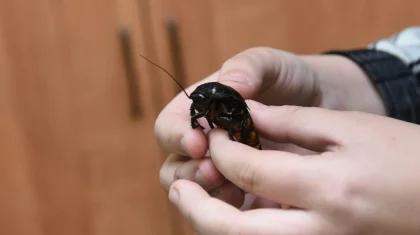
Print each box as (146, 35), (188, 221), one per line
(164, 0), (420, 87)
(0, 0), (180, 234)
(0, 1), (420, 235)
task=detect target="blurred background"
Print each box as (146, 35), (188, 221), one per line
(0, 0), (419, 234)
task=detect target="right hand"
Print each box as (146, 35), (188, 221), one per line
(156, 47), (387, 209)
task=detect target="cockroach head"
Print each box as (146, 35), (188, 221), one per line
(189, 91), (212, 110)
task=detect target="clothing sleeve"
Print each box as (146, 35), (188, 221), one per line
(369, 26), (420, 74)
(325, 27), (420, 124)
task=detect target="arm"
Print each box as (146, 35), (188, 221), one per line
(326, 27), (420, 124)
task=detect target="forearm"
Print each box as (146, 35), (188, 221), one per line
(299, 54), (387, 115)
(324, 27), (420, 124)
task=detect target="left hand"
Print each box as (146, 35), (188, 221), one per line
(168, 101), (420, 235)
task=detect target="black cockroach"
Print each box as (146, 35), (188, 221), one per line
(139, 54), (262, 150)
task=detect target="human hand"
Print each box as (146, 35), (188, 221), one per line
(168, 102), (420, 235)
(157, 47), (387, 208)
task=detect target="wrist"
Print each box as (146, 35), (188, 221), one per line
(300, 54), (387, 115)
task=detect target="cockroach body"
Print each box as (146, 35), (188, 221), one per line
(189, 82), (262, 150)
(140, 54), (262, 150)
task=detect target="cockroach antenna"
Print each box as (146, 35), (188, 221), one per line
(138, 54), (190, 98)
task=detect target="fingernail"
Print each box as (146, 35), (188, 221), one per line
(169, 188), (179, 204)
(219, 71), (250, 86)
(209, 188), (221, 198)
(247, 100), (267, 110)
(174, 167), (181, 180)
(194, 168), (208, 186)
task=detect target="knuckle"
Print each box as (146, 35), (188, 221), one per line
(175, 162), (195, 181)
(236, 161), (259, 192)
(272, 105), (305, 122)
(320, 174), (368, 231)
(223, 47), (277, 68)
(221, 53), (253, 72)
(284, 104), (306, 115)
(274, 105), (325, 124)
(321, 180), (350, 215)
(241, 46), (276, 57)
(237, 47), (278, 63)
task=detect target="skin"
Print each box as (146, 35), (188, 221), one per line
(169, 106), (420, 234)
(154, 47), (420, 234)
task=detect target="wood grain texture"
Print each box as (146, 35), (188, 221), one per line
(174, 0), (420, 87)
(144, 0), (199, 233)
(0, 11), (44, 235)
(0, 0), (173, 234)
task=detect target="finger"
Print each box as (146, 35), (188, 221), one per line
(169, 179), (240, 235)
(208, 129), (327, 209)
(155, 115), (208, 158)
(217, 47), (277, 99)
(250, 197), (281, 209)
(218, 47), (319, 106)
(238, 209), (328, 235)
(238, 194), (281, 210)
(154, 72), (219, 158)
(169, 180), (327, 235)
(260, 138), (316, 155)
(159, 154), (225, 192)
(240, 193), (258, 211)
(159, 154), (188, 191)
(209, 181), (245, 209)
(160, 155), (246, 208)
(174, 157), (226, 191)
(247, 100), (349, 152)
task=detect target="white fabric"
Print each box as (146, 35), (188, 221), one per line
(369, 27), (420, 74)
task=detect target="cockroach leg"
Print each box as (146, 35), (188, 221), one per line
(240, 116), (249, 144)
(190, 106), (205, 129)
(206, 118), (215, 129)
(228, 124), (235, 141)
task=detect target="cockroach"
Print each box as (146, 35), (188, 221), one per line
(139, 54), (262, 150)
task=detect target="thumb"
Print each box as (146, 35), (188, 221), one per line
(247, 100), (352, 152)
(169, 179), (240, 234)
(217, 47), (288, 99)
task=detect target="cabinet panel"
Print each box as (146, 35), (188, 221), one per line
(0, 9), (43, 235)
(172, 0), (420, 87)
(0, 0), (175, 234)
(212, 0), (420, 57)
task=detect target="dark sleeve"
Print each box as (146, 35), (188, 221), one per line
(324, 27), (420, 124)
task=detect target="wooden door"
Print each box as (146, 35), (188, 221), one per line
(0, 0), (177, 234)
(167, 0), (420, 87)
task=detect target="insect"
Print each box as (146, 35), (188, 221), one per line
(139, 54), (262, 150)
